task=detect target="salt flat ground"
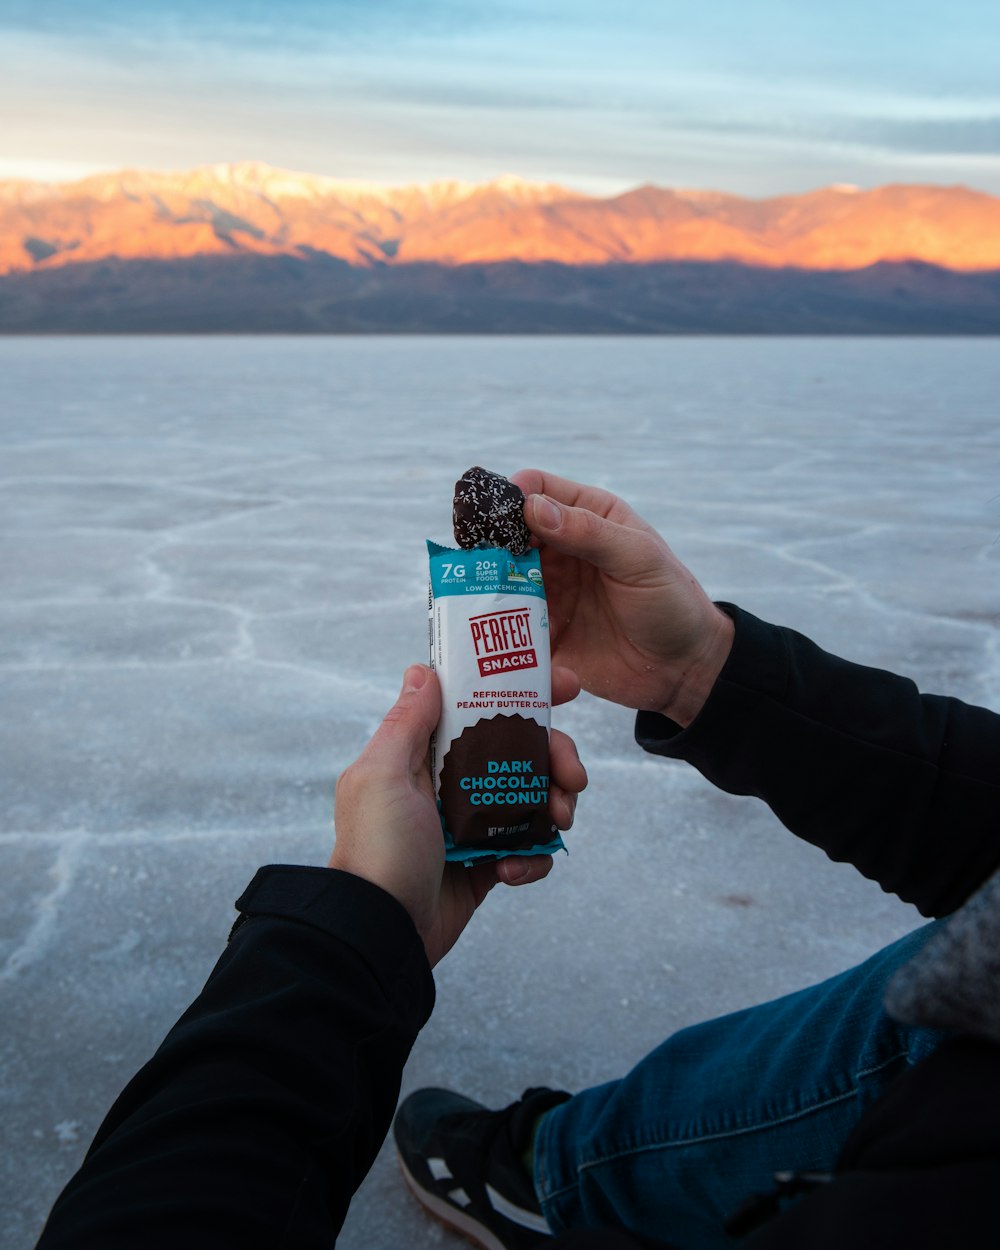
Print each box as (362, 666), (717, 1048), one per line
(2, 336), (999, 1248)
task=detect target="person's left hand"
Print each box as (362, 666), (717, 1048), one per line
(329, 664), (587, 968)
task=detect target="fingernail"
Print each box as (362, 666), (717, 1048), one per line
(402, 664), (428, 693)
(533, 494), (561, 529)
(503, 859), (530, 883)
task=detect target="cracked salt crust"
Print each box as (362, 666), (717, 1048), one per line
(1, 336), (998, 1249)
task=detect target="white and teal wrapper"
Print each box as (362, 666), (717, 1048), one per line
(427, 540), (565, 864)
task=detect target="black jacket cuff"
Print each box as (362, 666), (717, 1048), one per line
(635, 602), (779, 759)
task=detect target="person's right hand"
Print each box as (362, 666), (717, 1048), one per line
(511, 469), (734, 726)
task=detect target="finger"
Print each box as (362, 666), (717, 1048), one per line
(361, 664), (441, 776)
(549, 726), (588, 795)
(463, 861), (500, 910)
(511, 468), (624, 518)
(525, 492), (668, 586)
(551, 665), (581, 708)
(548, 782), (578, 831)
(496, 854), (554, 886)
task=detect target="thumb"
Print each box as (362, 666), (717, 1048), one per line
(363, 664), (441, 776)
(526, 493), (667, 585)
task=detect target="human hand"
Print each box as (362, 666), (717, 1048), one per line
(511, 469), (734, 726)
(329, 664), (587, 968)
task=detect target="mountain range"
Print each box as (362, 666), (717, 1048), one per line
(2, 163), (999, 332)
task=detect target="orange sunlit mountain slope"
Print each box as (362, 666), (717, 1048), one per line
(3, 163), (1000, 275)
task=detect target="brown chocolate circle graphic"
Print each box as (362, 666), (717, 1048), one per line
(439, 714), (552, 849)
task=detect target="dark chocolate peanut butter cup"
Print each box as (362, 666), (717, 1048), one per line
(453, 466), (531, 555)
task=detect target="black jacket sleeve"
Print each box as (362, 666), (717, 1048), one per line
(635, 604), (1000, 918)
(35, 865), (435, 1249)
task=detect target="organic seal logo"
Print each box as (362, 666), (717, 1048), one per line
(527, 567), (543, 586)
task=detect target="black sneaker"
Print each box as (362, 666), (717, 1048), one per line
(393, 1086), (571, 1250)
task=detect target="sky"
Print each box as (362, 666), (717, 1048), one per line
(2, 0), (999, 197)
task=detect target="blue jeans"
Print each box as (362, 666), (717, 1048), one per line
(534, 924), (945, 1248)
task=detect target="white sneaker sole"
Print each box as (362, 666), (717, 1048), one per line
(397, 1152), (508, 1250)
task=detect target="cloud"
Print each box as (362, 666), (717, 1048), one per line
(849, 116), (1000, 156)
(2, 0), (1000, 195)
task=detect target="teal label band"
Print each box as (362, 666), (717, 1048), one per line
(427, 540), (545, 600)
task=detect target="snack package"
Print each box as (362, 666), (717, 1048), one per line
(427, 539), (565, 863)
